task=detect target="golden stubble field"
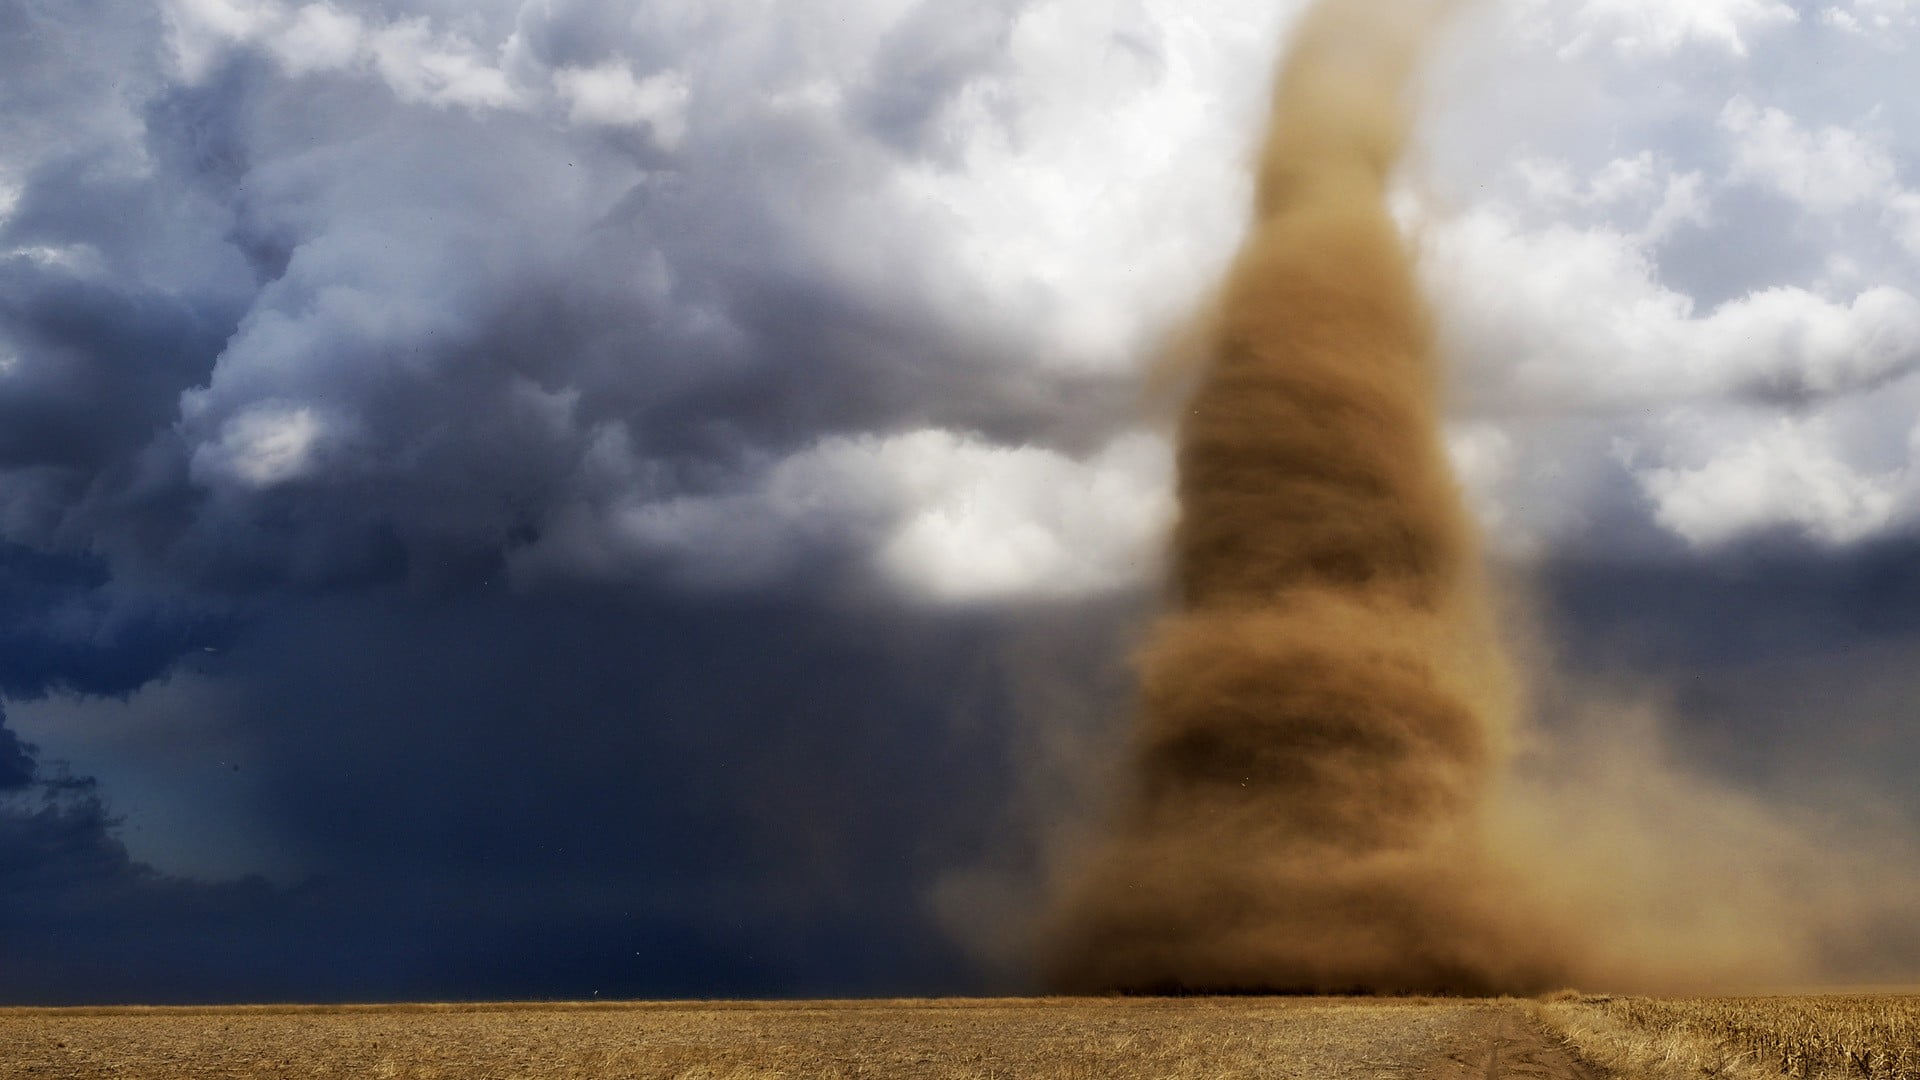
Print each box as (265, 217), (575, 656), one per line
(0, 996), (1592, 1080)
(5, 994), (1918, 1079)
(1538, 993), (1920, 1079)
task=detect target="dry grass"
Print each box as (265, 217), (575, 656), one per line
(1535, 994), (1920, 1080)
(0, 996), (1510, 1080)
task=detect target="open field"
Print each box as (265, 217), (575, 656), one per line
(0, 997), (1600, 1080)
(10, 994), (1920, 1079)
(1537, 994), (1920, 1080)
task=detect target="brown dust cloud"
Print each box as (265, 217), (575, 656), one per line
(1038, 0), (1920, 997)
(1045, 0), (1570, 996)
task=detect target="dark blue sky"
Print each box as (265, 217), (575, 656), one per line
(4, 0), (1920, 1002)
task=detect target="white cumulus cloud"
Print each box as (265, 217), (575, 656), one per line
(1636, 415), (1907, 546)
(1721, 97), (1902, 215)
(1558, 0), (1798, 57)
(1426, 208), (1920, 408)
(514, 430), (1175, 604)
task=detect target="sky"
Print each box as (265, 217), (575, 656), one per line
(2, 0), (1919, 1003)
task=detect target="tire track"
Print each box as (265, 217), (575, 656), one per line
(1419, 1004), (1608, 1080)
(1481, 1007), (1607, 1080)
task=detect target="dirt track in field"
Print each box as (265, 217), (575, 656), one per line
(1430, 1006), (1608, 1080)
(0, 997), (1606, 1079)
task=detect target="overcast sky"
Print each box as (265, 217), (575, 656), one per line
(3, 0), (1919, 1003)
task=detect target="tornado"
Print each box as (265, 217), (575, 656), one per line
(1046, 0), (1569, 995)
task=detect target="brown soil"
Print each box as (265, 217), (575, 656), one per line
(1422, 1005), (1609, 1080)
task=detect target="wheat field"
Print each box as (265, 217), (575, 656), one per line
(0, 996), (1582, 1080)
(8, 993), (1920, 1079)
(1537, 993), (1920, 1080)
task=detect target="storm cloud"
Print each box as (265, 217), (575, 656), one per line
(4, 0), (1920, 1001)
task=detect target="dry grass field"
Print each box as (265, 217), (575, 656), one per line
(1536, 993), (1920, 1080)
(11, 993), (1918, 1079)
(0, 996), (1600, 1080)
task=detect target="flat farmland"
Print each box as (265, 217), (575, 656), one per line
(1538, 993), (1920, 1079)
(0, 997), (1600, 1080)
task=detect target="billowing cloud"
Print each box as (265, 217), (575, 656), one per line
(1720, 96), (1902, 215)
(191, 403), (331, 488)
(164, 0), (521, 107)
(15, 0), (1905, 583)
(5, 0), (1920, 1001)
(513, 430), (1172, 602)
(1428, 207), (1920, 409)
(553, 64), (691, 143)
(1635, 412), (1908, 546)
(3, 0), (1291, 601)
(1536, 0), (1798, 57)
(1820, 0), (1920, 39)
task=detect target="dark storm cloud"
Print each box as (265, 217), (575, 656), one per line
(1547, 537), (1920, 668)
(0, 0), (1143, 1004)
(4, 0), (1920, 1004)
(0, 543), (231, 699)
(0, 0), (1120, 600)
(1541, 537), (1920, 811)
(0, 537), (261, 1005)
(0, 0), (1149, 987)
(0, 720), (32, 790)
(0, 583), (1146, 1004)
(0, 262), (234, 473)
(0, 758), (274, 1005)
